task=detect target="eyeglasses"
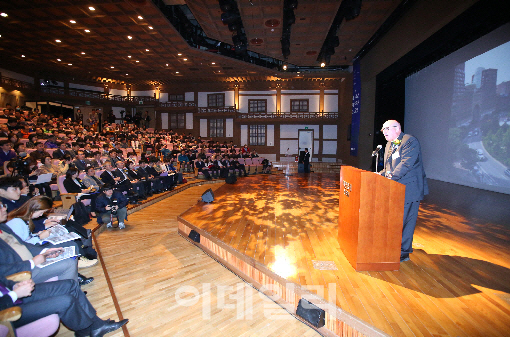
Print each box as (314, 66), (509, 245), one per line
(381, 125), (397, 132)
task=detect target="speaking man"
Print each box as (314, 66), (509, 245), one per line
(380, 120), (428, 262)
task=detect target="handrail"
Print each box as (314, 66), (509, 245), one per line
(0, 76), (33, 89)
(237, 111), (338, 119)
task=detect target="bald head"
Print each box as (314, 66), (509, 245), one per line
(381, 120), (402, 142)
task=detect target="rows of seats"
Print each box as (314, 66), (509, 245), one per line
(194, 157), (268, 178)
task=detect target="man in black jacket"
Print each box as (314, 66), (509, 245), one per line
(95, 184), (129, 229)
(113, 161), (145, 200)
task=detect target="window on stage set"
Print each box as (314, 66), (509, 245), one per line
(207, 93), (225, 107)
(210, 119), (224, 137)
(170, 113), (185, 129)
(249, 125), (266, 145)
(168, 94), (184, 101)
(290, 99), (309, 112)
(248, 99), (267, 113)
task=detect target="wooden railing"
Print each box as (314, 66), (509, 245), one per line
(237, 111), (338, 119)
(197, 106), (237, 113)
(0, 76), (33, 89)
(159, 101), (195, 107)
(39, 86), (195, 106)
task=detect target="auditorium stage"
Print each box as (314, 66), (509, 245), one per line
(178, 173), (510, 337)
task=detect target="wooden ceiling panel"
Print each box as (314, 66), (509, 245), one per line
(0, 0), (400, 86)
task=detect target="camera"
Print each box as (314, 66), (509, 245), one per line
(9, 155), (31, 177)
(111, 198), (118, 216)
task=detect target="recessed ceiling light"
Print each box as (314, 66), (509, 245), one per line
(70, 20), (76, 24)
(148, 26), (153, 30)
(127, 36), (132, 39)
(135, 60), (139, 63)
(211, 62), (216, 65)
(55, 39), (61, 43)
(128, 55), (131, 58)
(175, 71), (179, 74)
(138, 15), (143, 20)
(146, 49), (149, 52)
(57, 58), (61, 61)
(81, 52), (85, 55)
(183, 58), (187, 61)
(68, 63), (72, 65)
(21, 55), (25, 58)
(177, 53), (182, 56)
(84, 29), (90, 33)
(1, 13), (8, 17)
(111, 66), (114, 68)
(166, 64), (169, 66)
(89, 6), (95, 11)
(126, 73), (129, 75)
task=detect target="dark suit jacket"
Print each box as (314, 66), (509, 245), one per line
(196, 161), (207, 170)
(100, 170), (117, 186)
(73, 159), (89, 171)
(382, 132), (429, 204)
(63, 178), (86, 193)
(52, 149), (70, 160)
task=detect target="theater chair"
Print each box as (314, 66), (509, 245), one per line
(0, 272), (60, 337)
(193, 160), (202, 178)
(56, 175), (92, 210)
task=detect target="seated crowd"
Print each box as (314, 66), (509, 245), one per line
(0, 105), (272, 336)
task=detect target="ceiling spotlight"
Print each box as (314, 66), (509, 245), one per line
(177, 53), (182, 56)
(127, 35), (132, 39)
(138, 15), (143, 20)
(211, 62), (216, 65)
(1, 13), (8, 17)
(148, 26), (153, 30)
(84, 29), (90, 33)
(176, 71), (179, 74)
(68, 63), (72, 65)
(166, 64), (169, 66)
(57, 58), (61, 61)
(282, 64), (287, 70)
(111, 66), (114, 68)
(21, 55), (25, 58)
(81, 52), (85, 55)
(183, 58), (187, 61)
(320, 62), (326, 68)
(135, 60), (139, 63)
(145, 49), (149, 52)
(70, 20), (76, 24)
(128, 55), (131, 58)
(88, 6), (95, 11)
(126, 73), (129, 75)
(55, 39), (61, 43)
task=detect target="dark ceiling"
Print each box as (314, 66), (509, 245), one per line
(0, 0), (401, 87)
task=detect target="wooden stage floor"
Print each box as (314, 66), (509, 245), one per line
(178, 173), (510, 337)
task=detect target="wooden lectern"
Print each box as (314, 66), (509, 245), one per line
(338, 166), (405, 271)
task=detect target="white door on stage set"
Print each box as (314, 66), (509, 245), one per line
(298, 129), (314, 159)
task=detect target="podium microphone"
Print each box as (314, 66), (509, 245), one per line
(371, 145), (382, 157)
